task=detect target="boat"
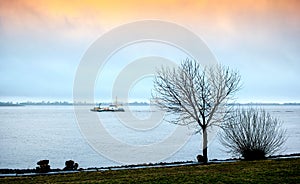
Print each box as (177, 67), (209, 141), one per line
(90, 104), (125, 112)
(90, 97), (125, 112)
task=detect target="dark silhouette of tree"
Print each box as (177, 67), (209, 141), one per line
(153, 59), (241, 163)
(220, 108), (287, 160)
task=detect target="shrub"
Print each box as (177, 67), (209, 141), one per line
(220, 108), (286, 160)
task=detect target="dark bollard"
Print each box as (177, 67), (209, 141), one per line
(74, 163), (79, 170)
(36, 160), (51, 173)
(63, 160), (79, 171)
(196, 155), (205, 163)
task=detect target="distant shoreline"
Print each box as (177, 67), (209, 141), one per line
(229, 102), (300, 106)
(0, 103), (24, 107)
(1, 101), (300, 107)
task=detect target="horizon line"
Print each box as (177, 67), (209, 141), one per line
(1, 101), (300, 105)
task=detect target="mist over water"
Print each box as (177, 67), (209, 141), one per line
(0, 105), (299, 169)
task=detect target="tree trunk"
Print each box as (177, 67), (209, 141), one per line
(202, 128), (208, 163)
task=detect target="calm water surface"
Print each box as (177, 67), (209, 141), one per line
(0, 105), (299, 169)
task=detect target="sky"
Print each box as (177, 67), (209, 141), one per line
(0, 0), (299, 103)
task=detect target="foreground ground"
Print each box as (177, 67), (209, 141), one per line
(1, 158), (299, 183)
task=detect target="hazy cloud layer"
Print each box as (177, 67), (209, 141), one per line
(0, 0), (299, 102)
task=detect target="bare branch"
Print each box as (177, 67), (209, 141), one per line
(220, 107), (287, 160)
(152, 59), (241, 162)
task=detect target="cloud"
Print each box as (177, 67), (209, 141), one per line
(0, 0), (299, 102)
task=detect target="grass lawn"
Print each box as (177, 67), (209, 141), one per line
(1, 158), (299, 183)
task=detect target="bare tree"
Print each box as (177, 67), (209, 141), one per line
(220, 108), (287, 160)
(153, 59), (241, 163)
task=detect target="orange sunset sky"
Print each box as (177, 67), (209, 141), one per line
(1, 0), (299, 39)
(0, 0), (299, 103)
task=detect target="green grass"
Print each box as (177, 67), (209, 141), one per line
(1, 158), (299, 183)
